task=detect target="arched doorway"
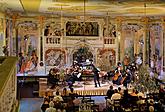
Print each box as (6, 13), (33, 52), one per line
(73, 47), (93, 64)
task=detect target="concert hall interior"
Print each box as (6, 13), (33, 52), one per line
(0, 0), (165, 112)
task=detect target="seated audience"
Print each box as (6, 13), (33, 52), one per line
(53, 91), (63, 110)
(121, 89), (131, 108)
(110, 89), (121, 105)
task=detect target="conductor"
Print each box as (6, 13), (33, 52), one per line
(90, 60), (101, 87)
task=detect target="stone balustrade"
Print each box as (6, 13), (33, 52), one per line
(45, 36), (61, 44)
(0, 57), (17, 112)
(104, 38), (116, 44)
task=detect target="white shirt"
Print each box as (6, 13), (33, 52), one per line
(53, 95), (63, 102)
(111, 93), (121, 101)
(137, 92), (145, 98)
(46, 107), (56, 112)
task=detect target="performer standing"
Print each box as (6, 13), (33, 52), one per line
(90, 60), (101, 87)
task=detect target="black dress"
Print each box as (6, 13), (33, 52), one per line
(41, 103), (49, 112)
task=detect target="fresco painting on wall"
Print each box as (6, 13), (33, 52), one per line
(103, 22), (116, 37)
(66, 21), (99, 36)
(0, 33), (3, 56)
(150, 24), (161, 57)
(155, 28), (161, 57)
(17, 22), (39, 73)
(44, 22), (64, 36)
(124, 37), (134, 61)
(18, 35), (38, 73)
(45, 49), (66, 67)
(98, 48), (116, 71)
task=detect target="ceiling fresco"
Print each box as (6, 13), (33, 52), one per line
(1, 0), (165, 17)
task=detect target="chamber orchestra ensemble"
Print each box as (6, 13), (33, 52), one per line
(45, 57), (140, 89)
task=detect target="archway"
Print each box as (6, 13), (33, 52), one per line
(73, 46), (93, 64)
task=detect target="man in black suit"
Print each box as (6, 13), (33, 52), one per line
(90, 60), (101, 87)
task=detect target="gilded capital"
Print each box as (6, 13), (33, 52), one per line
(37, 16), (45, 28)
(115, 16), (124, 31)
(12, 14), (19, 28)
(141, 17), (150, 31)
(141, 17), (149, 24)
(161, 17), (165, 29)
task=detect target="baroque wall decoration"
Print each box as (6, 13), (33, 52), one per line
(66, 21), (99, 36)
(97, 48), (116, 71)
(45, 48), (66, 67)
(44, 21), (64, 36)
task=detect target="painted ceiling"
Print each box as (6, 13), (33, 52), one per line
(1, 0), (165, 17)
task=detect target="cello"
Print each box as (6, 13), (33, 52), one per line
(113, 71), (120, 81)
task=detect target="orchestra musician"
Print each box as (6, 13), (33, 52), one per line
(48, 68), (60, 89)
(112, 62), (123, 85)
(122, 68), (132, 88)
(112, 71), (122, 85)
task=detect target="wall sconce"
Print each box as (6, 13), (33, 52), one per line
(117, 32), (121, 40)
(139, 40), (144, 45)
(24, 35), (29, 41)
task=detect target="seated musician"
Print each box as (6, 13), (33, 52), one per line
(112, 71), (122, 85)
(123, 54), (130, 70)
(66, 66), (82, 87)
(48, 68), (59, 88)
(122, 68), (132, 88)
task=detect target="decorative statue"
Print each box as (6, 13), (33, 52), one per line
(2, 46), (9, 56)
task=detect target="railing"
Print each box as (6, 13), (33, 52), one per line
(45, 36), (61, 44)
(104, 38), (116, 44)
(0, 57), (17, 112)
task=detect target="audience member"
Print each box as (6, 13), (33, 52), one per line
(45, 101), (56, 112)
(130, 89), (137, 97)
(137, 96), (145, 105)
(110, 89), (121, 105)
(66, 98), (74, 112)
(69, 88), (77, 100)
(118, 87), (123, 95)
(137, 90), (145, 98)
(44, 92), (50, 102)
(106, 85), (114, 99)
(61, 88), (69, 96)
(53, 91), (63, 111)
(53, 91), (63, 102)
(41, 99), (49, 112)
